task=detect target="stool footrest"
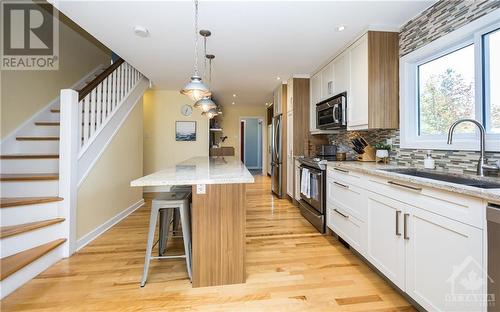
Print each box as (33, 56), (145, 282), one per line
(150, 255), (186, 260)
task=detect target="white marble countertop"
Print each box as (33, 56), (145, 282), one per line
(326, 161), (500, 204)
(131, 156), (255, 187)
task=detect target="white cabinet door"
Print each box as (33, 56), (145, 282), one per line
(310, 73), (321, 131)
(333, 51), (348, 95)
(366, 191), (406, 290)
(406, 206), (484, 312)
(273, 85), (282, 116)
(348, 33), (368, 130)
(286, 111), (294, 196)
(294, 160), (301, 201)
(287, 78), (293, 112)
(321, 62), (334, 100)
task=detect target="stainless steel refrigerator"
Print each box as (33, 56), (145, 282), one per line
(271, 114), (282, 198)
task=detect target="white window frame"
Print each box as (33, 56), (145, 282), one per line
(400, 10), (500, 152)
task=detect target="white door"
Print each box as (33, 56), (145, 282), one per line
(310, 73), (321, 131)
(348, 33), (369, 130)
(366, 191), (406, 290)
(333, 51), (348, 95)
(294, 160), (301, 201)
(286, 111), (293, 196)
(267, 124), (272, 175)
(405, 206), (484, 312)
(321, 62), (334, 100)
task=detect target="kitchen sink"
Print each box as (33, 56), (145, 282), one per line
(381, 168), (500, 189)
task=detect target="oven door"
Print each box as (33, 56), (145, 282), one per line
(300, 166), (325, 214)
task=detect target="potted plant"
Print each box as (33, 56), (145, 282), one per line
(374, 142), (391, 163)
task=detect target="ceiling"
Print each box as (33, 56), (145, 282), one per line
(53, 0), (434, 107)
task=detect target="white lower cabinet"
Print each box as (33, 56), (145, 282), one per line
(406, 206), (483, 312)
(326, 167), (486, 312)
(366, 191), (406, 290)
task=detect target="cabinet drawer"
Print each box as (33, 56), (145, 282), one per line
(367, 175), (485, 229)
(327, 177), (366, 221)
(327, 205), (364, 253)
(327, 166), (364, 186)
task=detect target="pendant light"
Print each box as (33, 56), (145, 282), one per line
(180, 0), (211, 101)
(194, 33), (216, 112)
(201, 108), (218, 119)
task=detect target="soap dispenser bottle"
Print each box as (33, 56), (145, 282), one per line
(424, 150), (435, 169)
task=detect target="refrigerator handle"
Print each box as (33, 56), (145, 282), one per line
(274, 118), (280, 162)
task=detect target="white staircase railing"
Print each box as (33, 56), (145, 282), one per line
(59, 59), (147, 255)
(78, 60), (143, 154)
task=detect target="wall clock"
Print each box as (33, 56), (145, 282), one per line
(181, 104), (193, 116)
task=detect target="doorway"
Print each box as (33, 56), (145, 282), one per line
(240, 117), (264, 172)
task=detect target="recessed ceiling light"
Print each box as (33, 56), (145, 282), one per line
(265, 102), (268, 106)
(276, 76), (281, 80)
(133, 25), (149, 37)
(336, 25), (345, 32)
(233, 94), (236, 98)
(232, 102), (235, 105)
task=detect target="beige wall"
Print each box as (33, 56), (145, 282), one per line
(77, 102), (143, 239)
(143, 90), (209, 175)
(218, 105), (268, 172)
(1, 10), (110, 138)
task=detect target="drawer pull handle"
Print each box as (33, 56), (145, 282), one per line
(395, 210), (401, 236)
(404, 213), (410, 240)
(334, 168), (349, 174)
(334, 208), (349, 219)
(334, 181), (349, 189)
(387, 181), (422, 191)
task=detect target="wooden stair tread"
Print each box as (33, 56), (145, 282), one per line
(0, 218), (65, 239)
(0, 197), (63, 208)
(0, 173), (59, 181)
(0, 154), (59, 159)
(16, 136), (59, 141)
(0, 238), (66, 280)
(34, 122), (60, 126)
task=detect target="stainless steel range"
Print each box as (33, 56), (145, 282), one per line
(298, 156), (330, 233)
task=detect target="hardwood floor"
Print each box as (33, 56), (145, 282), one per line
(1, 175), (415, 311)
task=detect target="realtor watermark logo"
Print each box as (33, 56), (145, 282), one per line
(1, 1), (59, 70)
(445, 256), (495, 310)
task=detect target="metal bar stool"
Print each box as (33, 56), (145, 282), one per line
(140, 191), (192, 287)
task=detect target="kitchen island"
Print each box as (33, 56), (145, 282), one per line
(131, 156), (254, 287)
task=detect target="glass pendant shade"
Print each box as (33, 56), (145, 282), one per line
(194, 96), (216, 112)
(202, 108), (218, 119)
(180, 75), (211, 101)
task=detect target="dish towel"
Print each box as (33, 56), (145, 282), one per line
(301, 168), (310, 198)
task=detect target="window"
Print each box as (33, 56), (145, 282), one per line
(418, 44), (475, 135)
(400, 16), (500, 151)
(484, 28), (500, 134)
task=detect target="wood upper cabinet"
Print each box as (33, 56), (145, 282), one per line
(347, 31), (399, 130)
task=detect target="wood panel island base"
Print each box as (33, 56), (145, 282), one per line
(192, 183), (246, 287)
(131, 157), (254, 288)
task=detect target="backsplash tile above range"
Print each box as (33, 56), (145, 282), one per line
(327, 129), (500, 176)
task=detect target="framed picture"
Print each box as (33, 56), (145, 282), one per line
(176, 121), (196, 141)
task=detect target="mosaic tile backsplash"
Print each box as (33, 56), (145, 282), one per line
(327, 129), (500, 176)
(399, 0), (500, 56)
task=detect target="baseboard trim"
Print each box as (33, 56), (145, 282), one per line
(76, 199), (144, 251)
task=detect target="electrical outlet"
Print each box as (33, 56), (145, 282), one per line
(196, 184), (206, 194)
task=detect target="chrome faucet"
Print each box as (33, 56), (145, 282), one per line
(447, 119), (499, 176)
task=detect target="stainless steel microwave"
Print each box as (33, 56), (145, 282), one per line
(316, 92), (346, 130)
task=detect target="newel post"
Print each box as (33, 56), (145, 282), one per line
(59, 89), (79, 257)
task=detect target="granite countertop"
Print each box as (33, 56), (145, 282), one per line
(131, 156), (255, 187)
(326, 161), (500, 204)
